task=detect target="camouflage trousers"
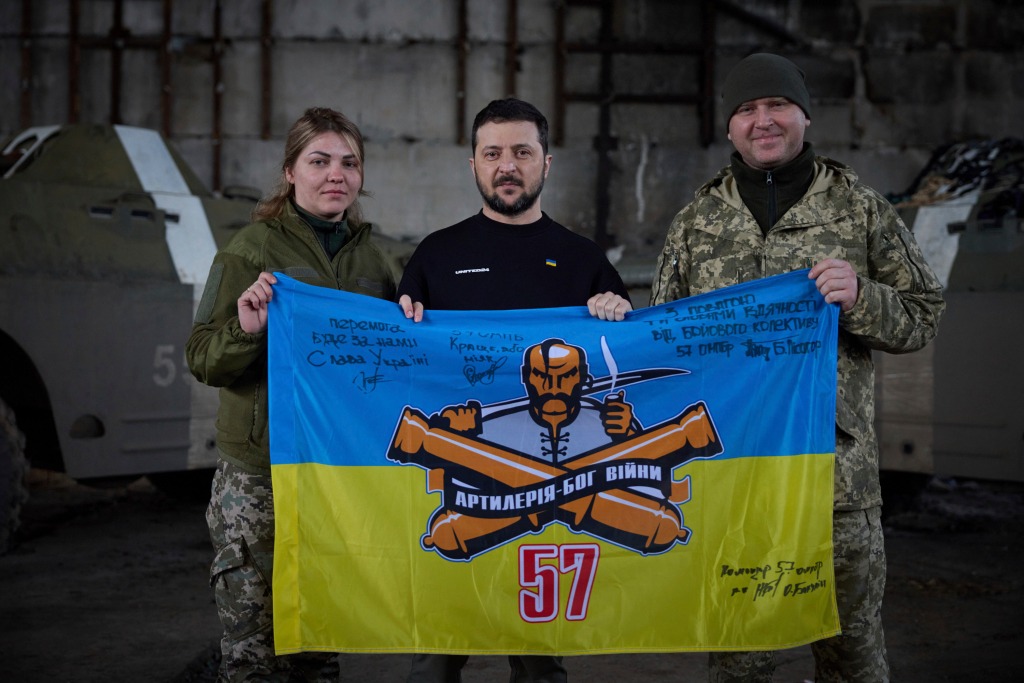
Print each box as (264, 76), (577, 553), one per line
(709, 507), (889, 683)
(207, 459), (340, 682)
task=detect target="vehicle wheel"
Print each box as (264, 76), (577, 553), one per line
(0, 397), (30, 554)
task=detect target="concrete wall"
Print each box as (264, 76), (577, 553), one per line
(2, 0), (1023, 268)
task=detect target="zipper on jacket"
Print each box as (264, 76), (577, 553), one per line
(761, 173), (772, 277)
(766, 171), (777, 230)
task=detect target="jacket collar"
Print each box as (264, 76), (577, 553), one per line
(702, 154), (859, 213)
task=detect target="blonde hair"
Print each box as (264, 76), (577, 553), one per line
(253, 107), (369, 224)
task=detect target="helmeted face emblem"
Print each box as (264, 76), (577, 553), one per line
(523, 341), (587, 432)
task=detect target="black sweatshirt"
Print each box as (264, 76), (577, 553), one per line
(398, 211), (629, 311)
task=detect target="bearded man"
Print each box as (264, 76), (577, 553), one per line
(397, 97), (633, 683)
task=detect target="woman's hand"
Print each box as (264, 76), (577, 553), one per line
(238, 272), (278, 334)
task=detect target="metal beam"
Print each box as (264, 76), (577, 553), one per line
(19, 0), (33, 128)
(456, 0), (469, 145)
(68, 0), (81, 123)
(593, 0), (614, 250)
(505, 0), (518, 96)
(261, 0), (273, 140)
(161, 0), (173, 136)
(212, 0), (224, 191)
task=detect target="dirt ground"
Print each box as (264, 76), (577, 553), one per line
(1, 470), (1021, 682)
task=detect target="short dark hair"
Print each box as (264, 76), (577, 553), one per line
(471, 98), (549, 154)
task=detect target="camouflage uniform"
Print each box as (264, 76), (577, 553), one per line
(651, 155), (944, 681)
(207, 460), (340, 682)
(187, 202), (396, 475)
(188, 203), (396, 681)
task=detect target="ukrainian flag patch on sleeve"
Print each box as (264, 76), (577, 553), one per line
(545, 258), (557, 267)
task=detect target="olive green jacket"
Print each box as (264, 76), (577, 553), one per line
(186, 202), (396, 473)
(651, 156), (944, 510)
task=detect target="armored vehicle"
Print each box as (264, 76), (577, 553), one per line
(0, 123), (412, 550)
(875, 139), (1024, 487)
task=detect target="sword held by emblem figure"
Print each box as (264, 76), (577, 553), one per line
(477, 366), (687, 421)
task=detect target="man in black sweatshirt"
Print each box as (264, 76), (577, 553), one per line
(398, 97), (632, 683)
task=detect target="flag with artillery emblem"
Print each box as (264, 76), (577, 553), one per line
(268, 269), (840, 655)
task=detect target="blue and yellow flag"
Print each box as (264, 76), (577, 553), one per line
(268, 269), (840, 655)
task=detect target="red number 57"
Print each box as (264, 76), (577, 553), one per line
(518, 543), (600, 623)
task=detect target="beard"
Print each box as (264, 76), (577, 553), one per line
(526, 389), (582, 431)
(476, 173), (545, 218)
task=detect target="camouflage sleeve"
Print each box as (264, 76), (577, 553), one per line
(185, 249), (267, 388)
(839, 188), (945, 353)
(650, 204), (695, 306)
